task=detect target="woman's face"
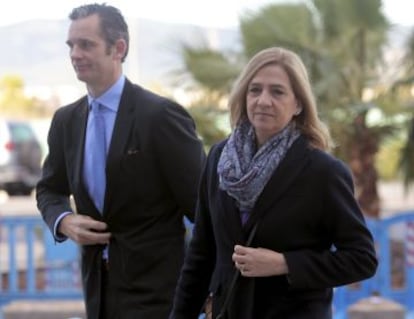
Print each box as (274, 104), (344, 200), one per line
(246, 64), (301, 146)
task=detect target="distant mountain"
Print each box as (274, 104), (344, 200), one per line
(0, 18), (239, 93)
(1, 20), (72, 86)
(0, 18), (410, 105)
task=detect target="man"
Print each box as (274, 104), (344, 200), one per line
(36, 4), (205, 319)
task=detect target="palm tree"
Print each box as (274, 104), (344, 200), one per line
(178, 0), (393, 217)
(392, 29), (414, 190)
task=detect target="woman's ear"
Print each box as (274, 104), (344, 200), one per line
(294, 105), (302, 116)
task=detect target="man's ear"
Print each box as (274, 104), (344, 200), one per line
(114, 39), (127, 59)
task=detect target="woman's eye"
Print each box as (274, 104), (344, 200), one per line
(272, 89), (284, 96)
(248, 87), (261, 94)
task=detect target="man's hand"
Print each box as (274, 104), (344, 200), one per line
(59, 214), (111, 245)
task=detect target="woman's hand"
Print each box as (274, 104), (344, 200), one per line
(232, 245), (289, 277)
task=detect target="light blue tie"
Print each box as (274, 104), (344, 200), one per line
(84, 100), (107, 213)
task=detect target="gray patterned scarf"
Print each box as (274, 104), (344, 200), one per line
(217, 121), (300, 212)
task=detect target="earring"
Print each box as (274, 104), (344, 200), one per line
(294, 108), (302, 116)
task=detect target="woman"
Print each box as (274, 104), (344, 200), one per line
(169, 47), (377, 319)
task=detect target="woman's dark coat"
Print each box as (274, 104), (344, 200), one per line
(170, 135), (378, 319)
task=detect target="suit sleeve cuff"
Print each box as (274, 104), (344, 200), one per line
(53, 211), (73, 242)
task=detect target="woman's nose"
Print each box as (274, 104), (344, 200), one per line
(257, 91), (272, 105)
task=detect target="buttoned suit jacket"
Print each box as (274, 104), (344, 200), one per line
(37, 78), (206, 319)
(170, 136), (377, 319)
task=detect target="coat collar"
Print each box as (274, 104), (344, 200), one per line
(214, 135), (311, 242)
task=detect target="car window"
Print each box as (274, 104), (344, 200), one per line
(8, 123), (36, 143)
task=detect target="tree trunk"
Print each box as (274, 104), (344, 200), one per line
(348, 115), (380, 218)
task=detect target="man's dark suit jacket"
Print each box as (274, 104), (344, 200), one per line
(36, 79), (206, 319)
(170, 136), (377, 319)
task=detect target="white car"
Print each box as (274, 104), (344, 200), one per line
(0, 119), (42, 195)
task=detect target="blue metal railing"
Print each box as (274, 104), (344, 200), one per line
(0, 215), (82, 307)
(1, 212), (414, 318)
(333, 211), (414, 318)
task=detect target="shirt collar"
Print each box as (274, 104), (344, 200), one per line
(87, 75), (125, 112)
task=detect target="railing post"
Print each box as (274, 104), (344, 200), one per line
(366, 218), (380, 295)
(8, 222), (18, 293)
(406, 221), (414, 312)
(333, 287), (346, 319)
(377, 219), (392, 298)
(26, 222), (36, 293)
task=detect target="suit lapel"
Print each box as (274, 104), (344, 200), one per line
(73, 98), (89, 195)
(106, 80), (136, 166)
(243, 136), (310, 233)
(104, 80), (137, 213)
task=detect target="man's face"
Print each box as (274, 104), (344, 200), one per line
(66, 14), (119, 95)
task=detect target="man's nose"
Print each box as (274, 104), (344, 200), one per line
(70, 45), (82, 59)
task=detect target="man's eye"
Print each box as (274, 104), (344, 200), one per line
(79, 41), (93, 49)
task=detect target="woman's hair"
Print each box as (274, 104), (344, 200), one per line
(228, 47), (333, 151)
(69, 3), (129, 62)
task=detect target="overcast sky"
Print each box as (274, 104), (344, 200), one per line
(0, 0), (412, 28)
